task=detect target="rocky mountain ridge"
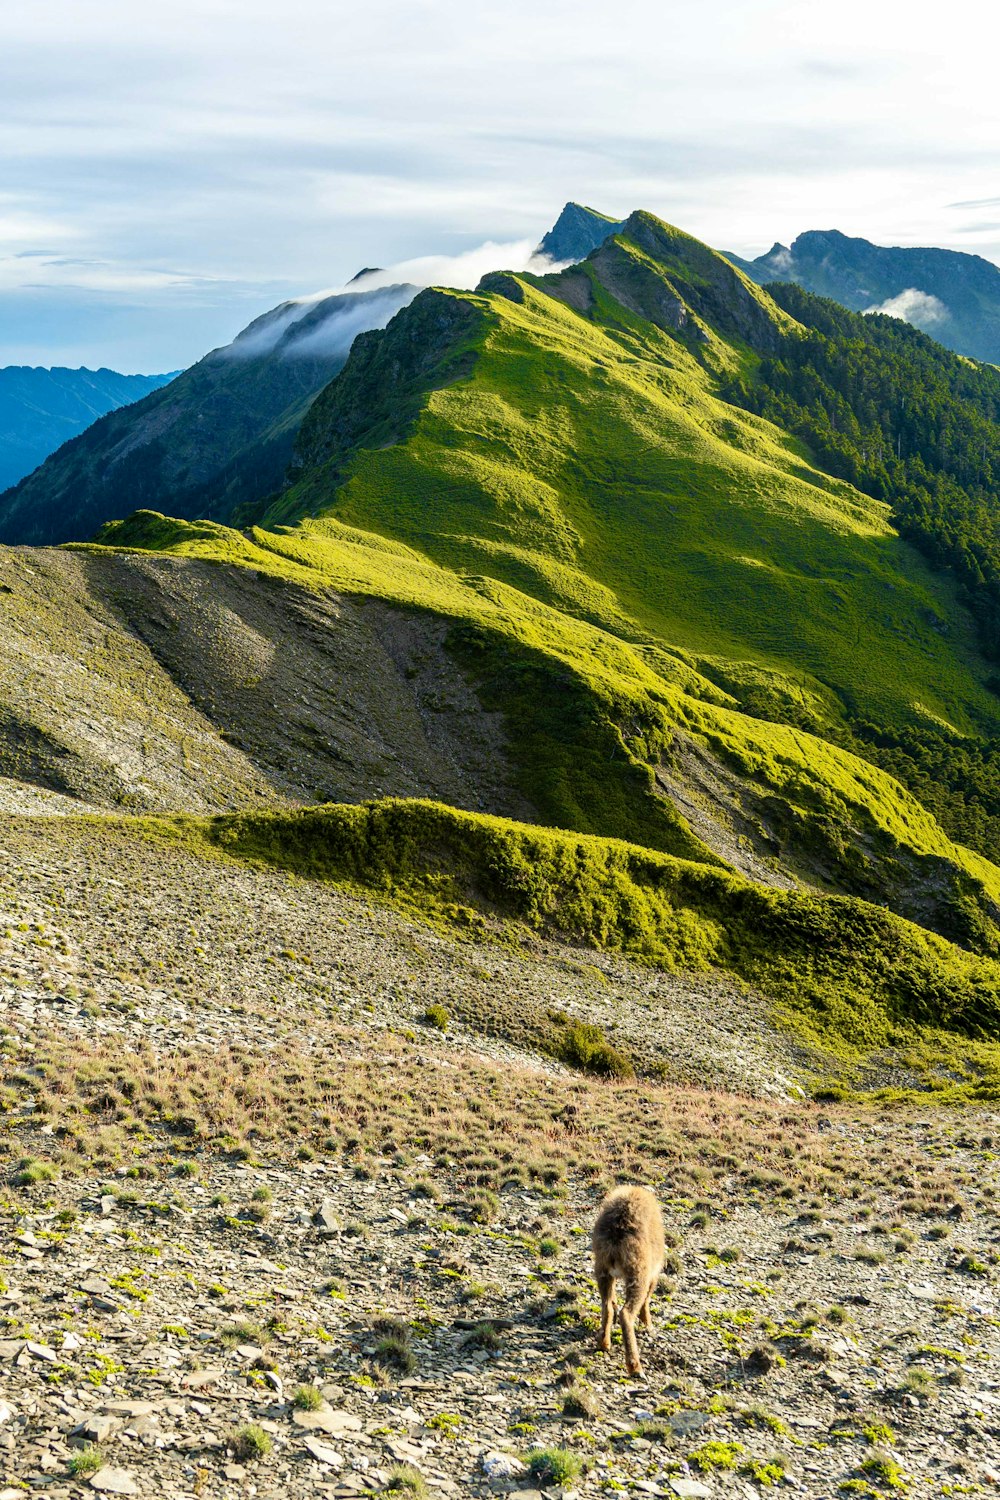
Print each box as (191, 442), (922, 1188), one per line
(730, 228), (1000, 363)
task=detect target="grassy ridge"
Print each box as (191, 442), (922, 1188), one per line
(278, 233), (1000, 742)
(83, 211), (1000, 981)
(143, 796), (1000, 1075)
(89, 509), (1000, 924)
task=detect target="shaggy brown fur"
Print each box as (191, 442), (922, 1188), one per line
(592, 1185), (665, 1376)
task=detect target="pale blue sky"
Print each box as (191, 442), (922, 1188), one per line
(1, 0), (996, 371)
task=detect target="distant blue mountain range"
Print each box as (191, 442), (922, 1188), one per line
(0, 365), (177, 492)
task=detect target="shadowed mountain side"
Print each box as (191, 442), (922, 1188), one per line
(730, 229), (1000, 364)
(0, 285), (417, 546)
(0, 365), (176, 492)
(0, 545), (532, 819)
(536, 201), (626, 262)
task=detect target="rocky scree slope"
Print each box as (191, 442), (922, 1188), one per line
(2, 810), (1000, 1498)
(0, 545), (527, 819)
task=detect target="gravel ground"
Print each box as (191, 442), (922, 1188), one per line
(2, 1122), (1000, 1500)
(3, 812), (1000, 1499)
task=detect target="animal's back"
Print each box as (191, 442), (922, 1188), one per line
(592, 1185), (664, 1276)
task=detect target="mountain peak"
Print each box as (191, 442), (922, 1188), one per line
(586, 210), (791, 353)
(537, 202), (626, 263)
(740, 228), (1000, 361)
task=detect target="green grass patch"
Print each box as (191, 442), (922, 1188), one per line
(129, 796), (1000, 1072)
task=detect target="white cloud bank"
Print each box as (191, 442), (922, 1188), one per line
(864, 287), (949, 329)
(224, 239), (563, 361)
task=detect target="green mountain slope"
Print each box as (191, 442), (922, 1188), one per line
(271, 218), (998, 747)
(40, 207), (1000, 1079)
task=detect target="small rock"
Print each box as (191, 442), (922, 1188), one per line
(295, 1406), (362, 1436)
(313, 1200), (340, 1234)
(670, 1482), (712, 1499)
(303, 1436), (344, 1467)
(481, 1451), (527, 1479)
(89, 1469), (139, 1495)
(76, 1415), (115, 1444)
(669, 1411), (709, 1437)
(79, 1275), (111, 1297)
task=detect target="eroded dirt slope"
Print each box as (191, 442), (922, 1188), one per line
(0, 548), (531, 819)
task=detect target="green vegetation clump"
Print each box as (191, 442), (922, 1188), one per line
(231, 1424), (272, 1462)
(463, 1321), (504, 1351)
(162, 797), (1000, 1065)
(422, 1004), (449, 1031)
(688, 1440), (745, 1472)
(742, 1457), (787, 1486)
(220, 1320), (264, 1349)
(67, 1445), (104, 1477)
(547, 1011), (634, 1078)
(12, 1157), (57, 1187)
(291, 1384), (324, 1411)
(526, 1448), (583, 1484)
(467, 1190), (500, 1224)
(373, 1317), (417, 1375)
(385, 1465), (428, 1496)
(861, 1452), (909, 1490)
(562, 1381), (603, 1419)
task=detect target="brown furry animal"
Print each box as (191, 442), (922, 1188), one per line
(592, 1185), (665, 1376)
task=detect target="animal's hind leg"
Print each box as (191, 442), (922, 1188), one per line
(640, 1278), (654, 1329)
(596, 1271), (615, 1353)
(619, 1278), (646, 1376)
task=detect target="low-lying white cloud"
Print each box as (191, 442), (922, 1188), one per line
(763, 245), (795, 273)
(345, 238), (559, 293)
(223, 238), (564, 362)
(865, 286), (949, 328)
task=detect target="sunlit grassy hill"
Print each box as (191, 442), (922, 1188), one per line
(36, 207), (1000, 1079)
(271, 213), (1000, 744)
